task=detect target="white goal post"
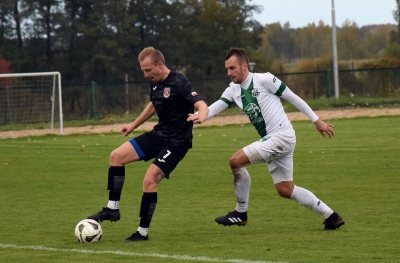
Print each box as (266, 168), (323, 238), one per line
(0, 72), (64, 135)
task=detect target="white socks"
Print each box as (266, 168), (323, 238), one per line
(233, 168), (251, 213)
(231, 168), (334, 219)
(107, 200), (120, 210)
(290, 185), (333, 219)
(137, 226), (148, 236)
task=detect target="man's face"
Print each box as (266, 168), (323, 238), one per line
(225, 55), (247, 84)
(140, 56), (163, 82)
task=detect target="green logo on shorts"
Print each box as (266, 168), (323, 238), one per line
(261, 136), (271, 142)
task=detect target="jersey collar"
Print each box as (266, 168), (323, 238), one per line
(240, 72), (253, 90)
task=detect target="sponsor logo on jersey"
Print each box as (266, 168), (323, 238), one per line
(244, 103), (263, 123)
(191, 91), (198, 96)
(153, 86), (157, 90)
(163, 87), (171, 98)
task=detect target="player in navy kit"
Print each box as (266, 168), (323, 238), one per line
(88, 47), (209, 242)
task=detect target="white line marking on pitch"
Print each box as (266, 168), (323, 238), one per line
(1, 144), (399, 152)
(0, 243), (287, 263)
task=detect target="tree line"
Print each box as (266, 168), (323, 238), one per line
(1, 0), (400, 85)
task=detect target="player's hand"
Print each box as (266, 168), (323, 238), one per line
(121, 123), (135, 136)
(187, 113), (201, 124)
(314, 119), (334, 138)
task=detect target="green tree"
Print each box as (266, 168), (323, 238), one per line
(128, 0), (189, 76)
(19, 0), (62, 70)
(181, 0), (262, 79)
(0, 0), (14, 41)
(293, 21), (331, 59)
(77, 0), (140, 82)
(336, 20), (366, 60)
(263, 22), (295, 61)
(363, 25), (392, 56)
(0, 0), (264, 83)
(0, 0), (24, 67)
(393, 0), (400, 43)
(55, 0), (95, 83)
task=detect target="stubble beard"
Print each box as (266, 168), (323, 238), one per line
(232, 67), (244, 84)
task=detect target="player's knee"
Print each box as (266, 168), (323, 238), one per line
(143, 177), (157, 192)
(275, 184), (293, 198)
(229, 156), (242, 170)
(277, 189), (292, 198)
(110, 149), (125, 165)
(109, 150), (119, 163)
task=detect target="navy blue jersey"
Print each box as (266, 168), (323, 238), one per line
(149, 71), (202, 147)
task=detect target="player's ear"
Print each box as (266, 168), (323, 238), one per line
(242, 62), (249, 71)
(156, 61), (163, 68)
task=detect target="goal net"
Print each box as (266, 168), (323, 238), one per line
(0, 72), (64, 135)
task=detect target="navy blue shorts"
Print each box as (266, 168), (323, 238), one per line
(129, 132), (190, 178)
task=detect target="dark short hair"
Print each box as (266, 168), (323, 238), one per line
(225, 47), (249, 65)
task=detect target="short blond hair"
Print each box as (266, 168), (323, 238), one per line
(138, 47), (165, 65)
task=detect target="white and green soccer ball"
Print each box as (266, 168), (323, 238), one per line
(75, 219), (102, 243)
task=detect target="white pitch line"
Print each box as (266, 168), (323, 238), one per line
(1, 144), (399, 151)
(0, 243), (287, 263)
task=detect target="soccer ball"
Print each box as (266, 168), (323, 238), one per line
(75, 219), (102, 243)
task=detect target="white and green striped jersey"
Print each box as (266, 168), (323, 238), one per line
(207, 72), (319, 138)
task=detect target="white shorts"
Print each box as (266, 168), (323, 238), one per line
(243, 132), (296, 184)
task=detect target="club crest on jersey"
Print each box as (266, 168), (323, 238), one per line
(163, 87), (171, 98)
(252, 88), (260, 97)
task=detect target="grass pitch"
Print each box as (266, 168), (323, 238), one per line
(0, 116), (399, 263)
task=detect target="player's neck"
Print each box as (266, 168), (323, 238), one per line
(239, 72), (252, 89)
(159, 68), (171, 82)
(240, 72), (251, 84)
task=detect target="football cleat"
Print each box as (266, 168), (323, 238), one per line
(323, 212), (345, 230)
(87, 207), (120, 222)
(124, 231), (149, 242)
(215, 210), (247, 226)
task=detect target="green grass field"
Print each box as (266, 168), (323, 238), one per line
(1, 116), (399, 263)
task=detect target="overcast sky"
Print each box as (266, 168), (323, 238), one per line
(251, 0), (397, 28)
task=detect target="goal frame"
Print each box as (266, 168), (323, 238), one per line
(0, 72), (64, 135)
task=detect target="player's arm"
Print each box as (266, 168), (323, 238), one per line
(187, 99), (230, 123)
(193, 100), (209, 124)
(281, 88), (334, 138)
(188, 85), (233, 123)
(121, 102), (156, 136)
(207, 99), (230, 119)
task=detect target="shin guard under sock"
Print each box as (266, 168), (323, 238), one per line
(291, 185), (333, 218)
(139, 192), (158, 228)
(107, 166), (125, 201)
(233, 168), (251, 213)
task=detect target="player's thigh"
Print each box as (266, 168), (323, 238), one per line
(243, 133), (295, 164)
(110, 141), (140, 165)
(152, 145), (189, 179)
(268, 153), (294, 184)
(128, 132), (159, 161)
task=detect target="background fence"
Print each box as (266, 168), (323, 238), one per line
(1, 67), (400, 124)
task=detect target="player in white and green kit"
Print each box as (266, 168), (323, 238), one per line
(188, 48), (344, 230)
